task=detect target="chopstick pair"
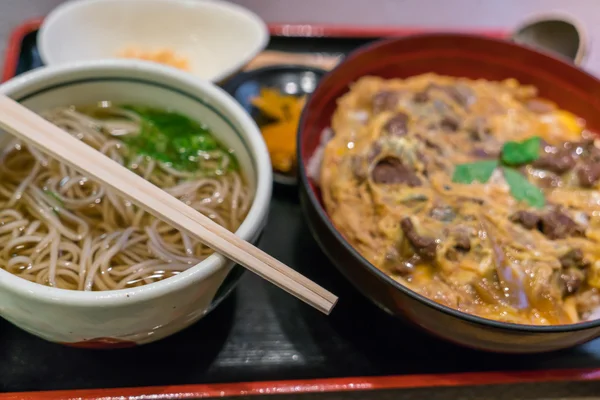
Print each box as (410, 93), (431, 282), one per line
(0, 94), (337, 315)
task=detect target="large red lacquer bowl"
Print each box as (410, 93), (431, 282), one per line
(297, 33), (600, 353)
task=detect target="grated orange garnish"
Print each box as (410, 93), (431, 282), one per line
(251, 88), (306, 174)
(118, 47), (190, 71)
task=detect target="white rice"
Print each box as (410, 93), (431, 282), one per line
(349, 110), (369, 123)
(587, 307), (600, 321)
(306, 127), (333, 186)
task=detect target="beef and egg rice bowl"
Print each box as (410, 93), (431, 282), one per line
(318, 73), (600, 326)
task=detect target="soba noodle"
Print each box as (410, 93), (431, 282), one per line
(0, 104), (252, 291)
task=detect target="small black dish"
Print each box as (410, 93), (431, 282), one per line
(222, 65), (328, 186)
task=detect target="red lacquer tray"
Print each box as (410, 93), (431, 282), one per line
(2, 18), (506, 81)
(2, 370), (600, 400)
(2, 18), (600, 400)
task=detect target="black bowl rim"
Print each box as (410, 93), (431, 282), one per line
(297, 32), (600, 333)
(221, 64), (329, 94)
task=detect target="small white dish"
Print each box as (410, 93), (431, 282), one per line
(0, 59), (272, 346)
(38, 0), (269, 82)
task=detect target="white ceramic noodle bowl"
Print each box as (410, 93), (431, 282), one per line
(0, 60), (272, 346)
(38, 0), (270, 82)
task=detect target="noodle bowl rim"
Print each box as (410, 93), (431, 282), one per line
(0, 59), (272, 305)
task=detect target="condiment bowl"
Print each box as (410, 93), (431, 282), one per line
(0, 59), (272, 347)
(297, 33), (600, 353)
(223, 65), (328, 186)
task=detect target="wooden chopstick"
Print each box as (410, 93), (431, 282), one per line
(244, 50), (341, 71)
(0, 94), (338, 314)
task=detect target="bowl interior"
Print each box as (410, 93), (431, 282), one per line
(3, 78), (257, 192)
(39, 0), (268, 82)
(0, 61), (271, 300)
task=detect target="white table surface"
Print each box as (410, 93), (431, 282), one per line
(1, 0), (599, 74)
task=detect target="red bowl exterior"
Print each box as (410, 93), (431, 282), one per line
(297, 33), (600, 353)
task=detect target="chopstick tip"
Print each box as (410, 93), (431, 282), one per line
(321, 295), (339, 315)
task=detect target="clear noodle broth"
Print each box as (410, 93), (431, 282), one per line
(0, 104), (252, 291)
